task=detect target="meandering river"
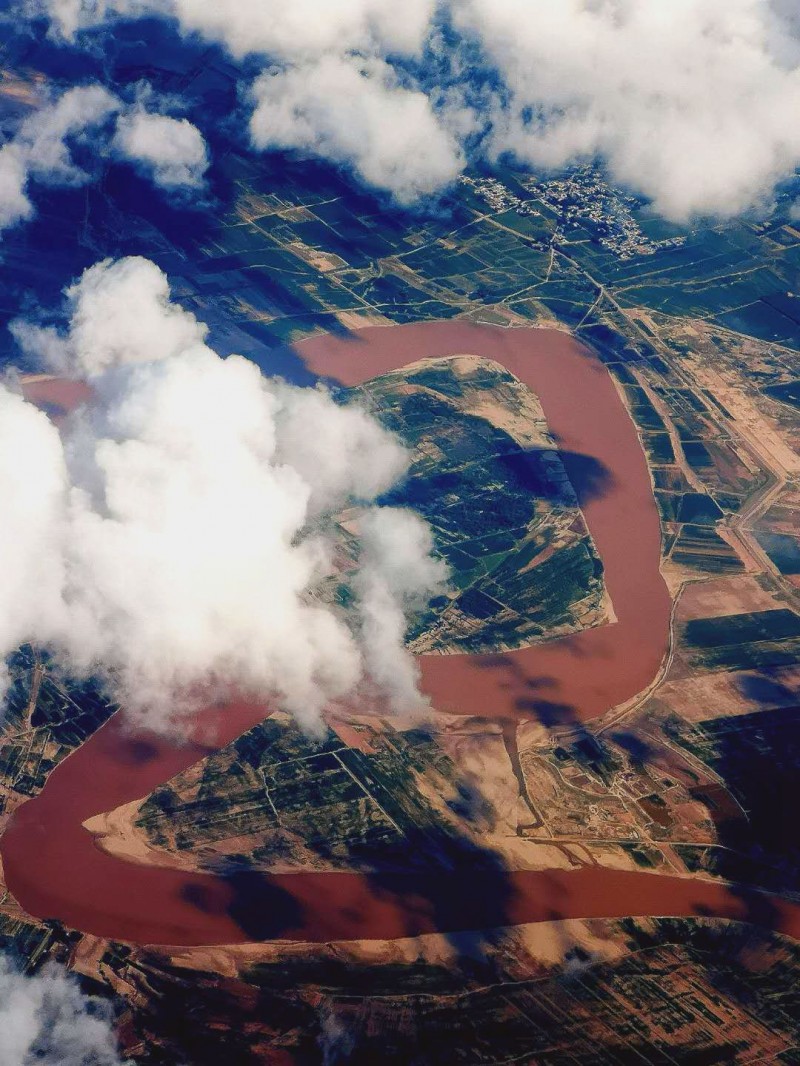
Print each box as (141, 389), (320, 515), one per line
(3, 323), (798, 946)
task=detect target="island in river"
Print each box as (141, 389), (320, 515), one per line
(0, 323), (798, 1063)
(2, 321), (798, 943)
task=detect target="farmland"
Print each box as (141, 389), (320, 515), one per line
(0, 21), (799, 1061)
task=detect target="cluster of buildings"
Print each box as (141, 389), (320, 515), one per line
(459, 175), (538, 216)
(527, 166), (687, 259)
(461, 168), (687, 262)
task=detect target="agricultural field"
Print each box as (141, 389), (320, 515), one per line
(0, 21), (799, 1064)
(352, 356), (607, 653)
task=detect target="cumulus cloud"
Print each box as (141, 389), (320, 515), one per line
(0, 956), (128, 1066)
(172, 0), (437, 60)
(250, 55), (463, 204)
(24, 0), (800, 219)
(33, 0), (436, 60)
(0, 84), (119, 234)
(112, 109), (208, 189)
(0, 389), (67, 700)
(0, 145), (33, 230)
(25, 0), (110, 38)
(455, 0), (800, 221)
(6, 256), (444, 734)
(271, 379), (409, 517)
(356, 508), (447, 712)
(14, 82), (119, 183)
(13, 255), (210, 375)
(0, 83), (209, 237)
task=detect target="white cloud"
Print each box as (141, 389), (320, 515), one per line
(112, 109), (209, 188)
(34, 0), (436, 61)
(455, 0), (800, 221)
(26, 0), (800, 219)
(356, 507), (447, 711)
(0, 388), (67, 702)
(0, 956), (128, 1066)
(30, 0), (455, 203)
(181, 0), (436, 59)
(0, 84), (119, 236)
(27, 0), (114, 38)
(0, 145), (33, 230)
(15, 83), (119, 184)
(271, 380), (409, 517)
(0, 83), (210, 237)
(6, 256), (444, 734)
(250, 54), (463, 204)
(13, 255), (210, 375)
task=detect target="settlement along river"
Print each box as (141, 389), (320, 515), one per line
(3, 322), (800, 946)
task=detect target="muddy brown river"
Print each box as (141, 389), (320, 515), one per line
(4, 323), (798, 946)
